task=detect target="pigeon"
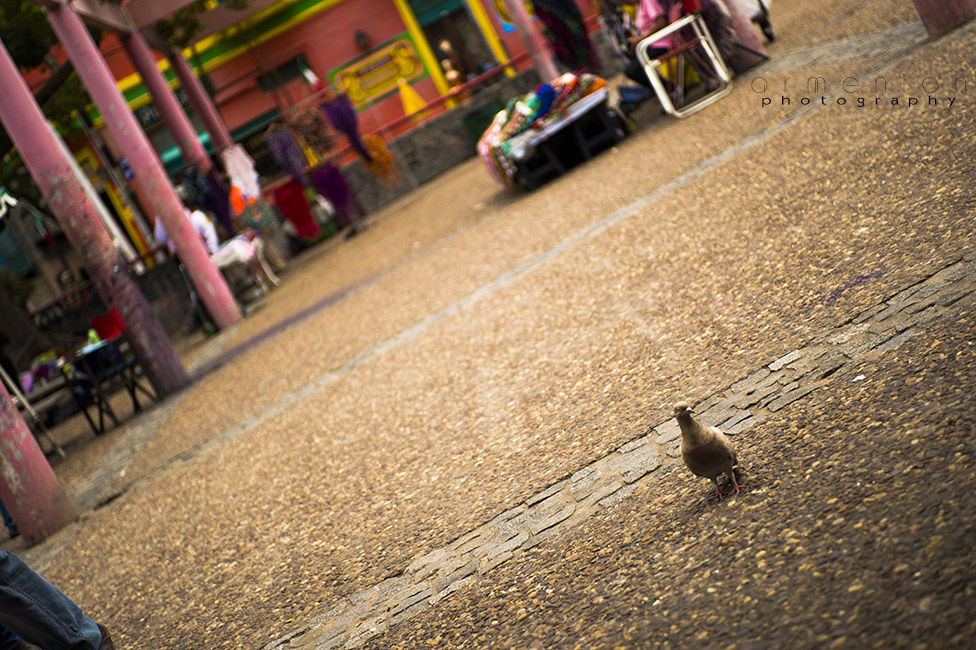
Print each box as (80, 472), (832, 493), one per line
(674, 401), (742, 499)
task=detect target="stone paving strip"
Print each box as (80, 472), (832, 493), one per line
(266, 253), (976, 650)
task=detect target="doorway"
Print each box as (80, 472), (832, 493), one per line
(410, 0), (498, 83)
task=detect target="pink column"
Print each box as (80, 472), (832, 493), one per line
(168, 48), (233, 152)
(0, 381), (76, 544)
(47, 5), (241, 330)
(501, 0), (559, 82)
(912, 0), (976, 36)
(0, 33), (190, 400)
(0, 39), (79, 543)
(123, 32), (211, 171)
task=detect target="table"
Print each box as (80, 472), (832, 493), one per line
(503, 88), (627, 190)
(62, 336), (156, 435)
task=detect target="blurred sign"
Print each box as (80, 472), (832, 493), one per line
(331, 38), (424, 106)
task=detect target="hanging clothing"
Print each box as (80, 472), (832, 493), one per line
(530, 0), (601, 73)
(310, 164), (362, 229)
(320, 95), (372, 162)
(319, 95), (399, 185)
(264, 128), (310, 184)
(273, 179), (320, 241)
(362, 135), (401, 187)
(221, 144), (261, 199)
(205, 167), (234, 235)
(292, 107), (335, 156)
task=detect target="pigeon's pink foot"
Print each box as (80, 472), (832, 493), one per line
(714, 480), (743, 500)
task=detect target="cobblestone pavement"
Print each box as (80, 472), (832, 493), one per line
(4, 1), (975, 649)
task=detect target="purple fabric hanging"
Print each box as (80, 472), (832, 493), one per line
(320, 95), (373, 162)
(264, 128), (310, 184)
(310, 163), (362, 228)
(205, 167), (234, 235)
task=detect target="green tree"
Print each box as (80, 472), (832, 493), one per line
(0, 0), (94, 163)
(0, 0), (55, 68)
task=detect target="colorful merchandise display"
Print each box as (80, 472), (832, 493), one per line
(477, 72), (608, 189)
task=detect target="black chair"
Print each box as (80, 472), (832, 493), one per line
(64, 337), (155, 435)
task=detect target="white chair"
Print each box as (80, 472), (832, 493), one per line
(635, 12), (733, 118)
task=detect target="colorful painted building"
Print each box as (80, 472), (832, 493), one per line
(90, 0), (599, 177)
(10, 0), (602, 273)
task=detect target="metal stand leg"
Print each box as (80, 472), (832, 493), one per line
(0, 365), (66, 458)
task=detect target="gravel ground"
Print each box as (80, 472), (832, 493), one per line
(4, 2), (974, 649)
(363, 294), (976, 650)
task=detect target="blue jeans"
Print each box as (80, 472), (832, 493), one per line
(0, 552), (102, 650)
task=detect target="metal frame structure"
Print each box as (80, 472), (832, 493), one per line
(636, 13), (733, 119)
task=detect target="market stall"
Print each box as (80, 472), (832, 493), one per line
(477, 73), (627, 191)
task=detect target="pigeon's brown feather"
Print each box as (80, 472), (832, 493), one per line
(673, 401), (741, 498)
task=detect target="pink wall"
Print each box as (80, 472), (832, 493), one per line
(212, 0), (422, 135)
(205, 0), (603, 138)
(22, 0), (602, 126)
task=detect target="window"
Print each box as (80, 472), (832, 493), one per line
(256, 55), (308, 92)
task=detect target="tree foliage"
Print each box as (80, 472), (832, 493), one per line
(0, 0), (94, 153)
(0, 0), (57, 68)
